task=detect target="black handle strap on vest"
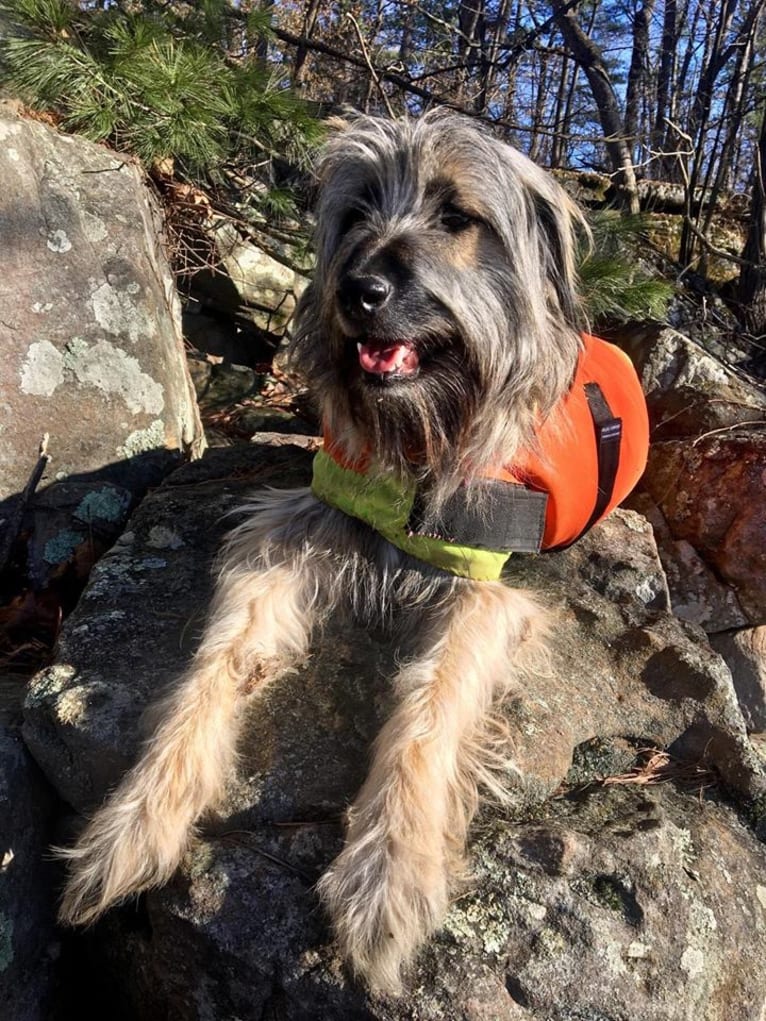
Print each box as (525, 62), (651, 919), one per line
(580, 380), (623, 536)
(530, 380), (624, 554)
(406, 482), (548, 554)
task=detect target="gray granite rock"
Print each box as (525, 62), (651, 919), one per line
(192, 220), (308, 337)
(0, 102), (204, 554)
(63, 786), (766, 1021)
(711, 627), (766, 734)
(0, 691), (58, 1021)
(22, 443), (766, 1019)
(614, 326), (766, 630)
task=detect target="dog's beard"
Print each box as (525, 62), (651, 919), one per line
(299, 285), (541, 508)
(289, 111), (586, 504)
(342, 331), (481, 479)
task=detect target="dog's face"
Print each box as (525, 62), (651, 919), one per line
(291, 110), (586, 493)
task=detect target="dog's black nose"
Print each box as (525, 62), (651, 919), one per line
(338, 273), (392, 318)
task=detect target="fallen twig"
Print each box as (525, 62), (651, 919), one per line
(0, 434), (51, 576)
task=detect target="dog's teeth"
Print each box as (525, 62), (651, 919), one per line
(356, 342), (363, 353)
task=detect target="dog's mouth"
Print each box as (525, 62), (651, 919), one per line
(356, 338), (421, 381)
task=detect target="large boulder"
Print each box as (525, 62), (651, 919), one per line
(0, 103), (205, 608)
(192, 220), (308, 338)
(0, 103), (204, 537)
(618, 326), (766, 630)
(642, 430), (766, 628)
(65, 784), (766, 1021)
(22, 442), (766, 1019)
(0, 688), (58, 1021)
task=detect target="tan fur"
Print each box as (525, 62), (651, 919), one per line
(59, 110), (583, 994)
(58, 561), (317, 925)
(317, 585), (545, 992)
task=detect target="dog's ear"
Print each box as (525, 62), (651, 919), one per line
(530, 181), (590, 327)
(485, 138), (589, 328)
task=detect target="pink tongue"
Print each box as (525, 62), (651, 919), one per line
(359, 341), (418, 375)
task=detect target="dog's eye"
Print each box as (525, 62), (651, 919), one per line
(439, 204), (476, 232)
(339, 208), (364, 236)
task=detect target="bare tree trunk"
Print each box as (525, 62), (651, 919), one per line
(528, 48), (550, 164)
(651, 0), (677, 179)
(550, 52), (572, 168)
(552, 1), (640, 213)
(398, 5), (413, 67)
(625, 0), (655, 163)
(699, 8), (762, 247)
(679, 0), (753, 266)
(476, 0), (511, 116)
(739, 104), (766, 362)
(292, 0), (323, 87)
(456, 0), (485, 106)
(497, 0), (525, 143)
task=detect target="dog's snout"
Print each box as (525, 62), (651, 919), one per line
(338, 273), (393, 318)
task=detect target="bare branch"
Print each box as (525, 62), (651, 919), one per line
(346, 12), (395, 117)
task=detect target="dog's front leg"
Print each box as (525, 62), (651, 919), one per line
(318, 581), (544, 993)
(58, 546), (320, 927)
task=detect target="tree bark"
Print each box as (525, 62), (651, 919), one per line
(679, 0), (758, 266)
(550, 52), (571, 168)
(738, 104), (766, 358)
(476, 0), (512, 116)
(552, 1), (640, 213)
(292, 0), (322, 87)
(699, 7), (761, 245)
(624, 0), (655, 160)
(650, 0), (676, 178)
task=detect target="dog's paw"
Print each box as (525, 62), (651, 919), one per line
(317, 836), (449, 994)
(57, 794), (190, 926)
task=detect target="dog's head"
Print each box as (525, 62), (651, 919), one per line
(291, 109), (587, 496)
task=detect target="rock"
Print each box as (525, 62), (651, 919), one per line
(628, 492), (748, 633)
(41, 786), (766, 1021)
(0, 103), (205, 614)
(476, 786), (766, 1021)
(22, 445), (314, 812)
(192, 220), (308, 337)
(25, 480), (134, 590)
(0, 685), (59, 1021)
(186, 354), (213, 400)
(642, 430), (766, 627)
(618, 326), (766, 440)
(182, 303), (276, 368)
(197, 362), (265, 410)
(236, 405), (314, 436)
(21, 443), (766, 1018)
(613, 326), (766, 629)
(711, 627), (766, 734)
(0, 103), (204, 512)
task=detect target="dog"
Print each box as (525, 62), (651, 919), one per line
(58, 109), (648, 993)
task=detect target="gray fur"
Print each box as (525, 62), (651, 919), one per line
(58, 111), (581, 994)
(291, 108), (587, 508)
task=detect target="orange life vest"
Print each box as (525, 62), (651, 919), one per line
(491, 331), (650, 549)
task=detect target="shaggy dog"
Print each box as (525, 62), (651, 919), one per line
(58, 110), (647, 993)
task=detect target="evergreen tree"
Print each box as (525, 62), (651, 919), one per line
(579, 213), (674, 325)
(0, 0), (322, 182)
